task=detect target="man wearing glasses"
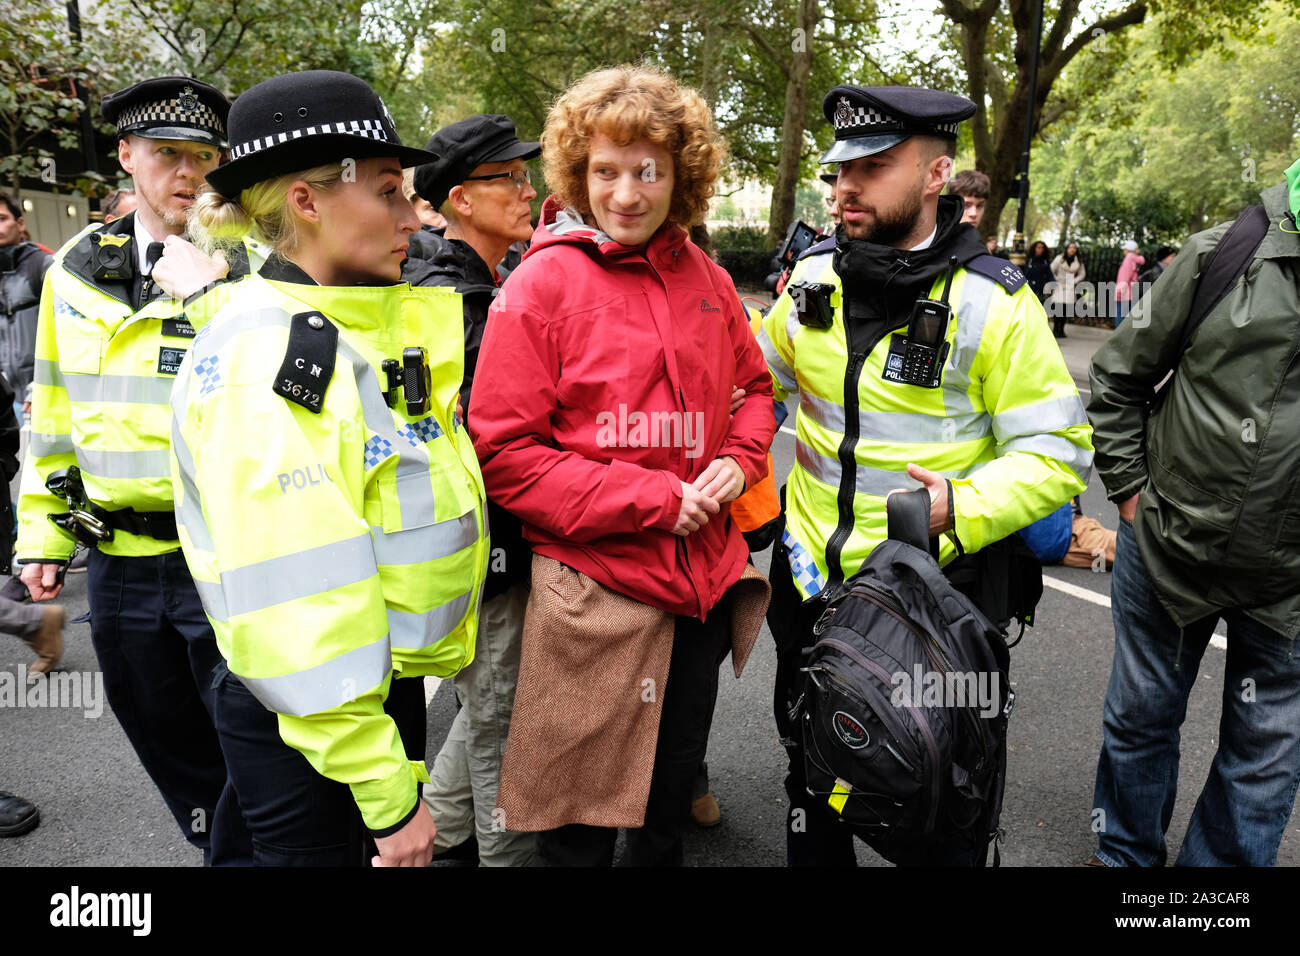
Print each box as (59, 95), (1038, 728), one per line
(404, 114), (540, 866)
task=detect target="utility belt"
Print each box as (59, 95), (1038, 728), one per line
(45, 466), (177, 547)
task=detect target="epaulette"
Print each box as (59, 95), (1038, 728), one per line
(273, 311), (337, 413)
(964, 254), (1027, 294)
(796, 236), (837, 261)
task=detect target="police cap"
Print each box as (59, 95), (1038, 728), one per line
(413, 114), (541, 210)
(101, 76), (230, 148)
(205, 71), (438, 199)
(819, 85), (975, 164)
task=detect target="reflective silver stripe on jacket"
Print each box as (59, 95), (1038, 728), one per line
(1000, 434), (1094, 481)
(388, 590), (473, 650)
(236, 633), (392, 716)
(199, 533), (379, 621)
(940, 271), (995, 397)
(28, 432), (74, 456)
(798, 390), (992, 444)
(369, 512), (479, 566)
(33, 359), (63, 389)
(756, 323), (797, 393)
(795, 439), (969, 498)
(75, 446), (171, 480)
(63, 373), (175, 405)
(990, 393), (1089, 443)
(171, 418), (213, 554)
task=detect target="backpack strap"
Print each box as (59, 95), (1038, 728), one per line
(1179, 203), (1270, 355)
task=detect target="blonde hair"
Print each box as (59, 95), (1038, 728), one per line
(190, 163), (344, 257)
(542, 64), (726, 229)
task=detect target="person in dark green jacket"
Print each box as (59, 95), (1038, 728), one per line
(1086, 172), (1300, 867)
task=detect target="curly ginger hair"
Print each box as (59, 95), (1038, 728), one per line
(541, 64), (727, 229)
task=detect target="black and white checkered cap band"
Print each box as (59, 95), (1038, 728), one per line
(833, 98), (959, 137)
(117, 98), (224, 136)
(228, 120), (392, 160)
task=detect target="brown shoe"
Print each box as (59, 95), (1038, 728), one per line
(690, 792), (721, 828)
(26, 605), (64, 676)
(1081, 854), (1109, 867)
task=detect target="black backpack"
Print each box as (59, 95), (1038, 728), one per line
(796, 489), (1012, 865)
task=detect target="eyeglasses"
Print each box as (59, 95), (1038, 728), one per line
(463, 169), (531, 190)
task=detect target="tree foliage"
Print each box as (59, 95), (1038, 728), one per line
(1032, 0), (1300, 244)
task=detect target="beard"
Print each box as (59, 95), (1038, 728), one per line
(841, 177), (925, 246)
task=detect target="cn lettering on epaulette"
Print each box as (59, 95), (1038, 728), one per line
(274, 311), (337, 413)
(966, 254), (1027, 294)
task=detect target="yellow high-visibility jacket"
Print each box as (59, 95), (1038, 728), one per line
(759, 249), (1093, 600)
(16, 215), (260, 561)
(170, 270), (488, 832)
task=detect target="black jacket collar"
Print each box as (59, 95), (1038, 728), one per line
(62, 212), (253, 310)
(402, 227), (497, 295)
(833, 193), (986, 326)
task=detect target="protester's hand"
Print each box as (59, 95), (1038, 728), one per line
(672, 481), (720, 536)
(21, 562), (65, 603)
(151, 235), (228, 300)
(372, 801), (437, 868)
(890, 463), (951, 536)
(729, 387), (745, 414)
(693, 456), (746, 504)
(1118, 493), (1138, 523)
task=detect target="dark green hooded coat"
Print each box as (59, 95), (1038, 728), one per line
(1088, 182), (1300, 637)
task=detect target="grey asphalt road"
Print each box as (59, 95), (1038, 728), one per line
(1, 321), (1295, 868)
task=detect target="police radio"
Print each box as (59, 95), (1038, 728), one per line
(90, 233), (134, 282)
(898, 256), (957, 386)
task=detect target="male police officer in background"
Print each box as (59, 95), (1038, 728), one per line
(403, 114), (540, 866)
(759, 85), (1093, 866)
(17, 77), (251, 864)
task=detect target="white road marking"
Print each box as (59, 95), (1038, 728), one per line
(424, 675), (441, 707)
(1042, 573), (1226, 650)
(779, 425), (797, 438)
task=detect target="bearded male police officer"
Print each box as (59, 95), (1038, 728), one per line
(16, 77), (254, 864)
(759, 86), (1093, 866)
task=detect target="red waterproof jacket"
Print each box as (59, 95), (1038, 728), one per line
(468, 198), (776, 619)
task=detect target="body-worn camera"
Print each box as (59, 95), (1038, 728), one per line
(896, 256), (957, 387)
(788, 280), (835, 329)
(381, 349), (432, 416)
(90, 233), (134, 283)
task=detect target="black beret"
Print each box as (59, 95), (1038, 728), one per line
(412, 114), (540, 210)
(101, 76), (230, 147)
(820, 85), (976, 164)
(205, 70), (437, 199)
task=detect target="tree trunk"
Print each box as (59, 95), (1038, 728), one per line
(765, 0), (817, 247)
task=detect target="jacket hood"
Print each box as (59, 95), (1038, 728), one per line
(403, 226), (495, 292)
(0, 241), (45, 273)
(833, 192), (986, 324)
(524, 195), (686, 264)
(1254, 182), (1300, 262)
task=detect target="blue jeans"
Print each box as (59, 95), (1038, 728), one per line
(1092, 518), (1300, 866)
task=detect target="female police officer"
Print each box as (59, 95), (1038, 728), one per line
(165, 71), (488, 866)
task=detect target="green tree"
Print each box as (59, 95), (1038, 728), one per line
(878, 0), (1300, 238)
(1032, 1), (1300, 244)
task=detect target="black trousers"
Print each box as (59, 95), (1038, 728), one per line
(769, 543), (995, 867)
(86, 549), (252, 865)
(532, 608), (732, 867)
(212, 664), (427, 866)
